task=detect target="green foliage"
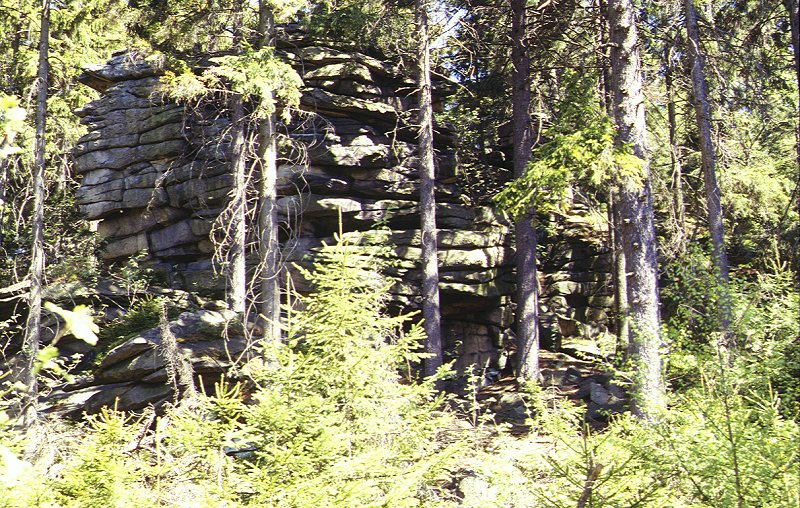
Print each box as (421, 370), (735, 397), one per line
(95, 297), (165, 364)
(661, 244), (724, 372)
(226, 234), (452, 505)
(1, 240), (798, 507)
(733, 271), (800, 419)
(658, 383), (800, 507)
(161, 48), (303, 120)
(0, 0), (128, 287)
(108, 251), (161, 297)
(494, 72), (644, 220)
(0, 95), (26, 158)
(18, 234), (455, 506)
(718, 107), (797, 269)
(525, 417), (676, 507)
(662, 244), (800, 417)
(306, 0), (416, 60)
(51, 408), (153, 507)
(513, 372), (800, 507)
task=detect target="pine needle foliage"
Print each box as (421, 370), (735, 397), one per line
(156, 233), (455, 506)
(161, 48), (303, 120)
(236, 234), (452, 505)
(494, 72), (644, 220)
(51, 408), (153, 507)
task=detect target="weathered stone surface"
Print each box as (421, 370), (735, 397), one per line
(92, 309), (245, 387)
(301, 88), (397, 123)
(101, 233), (148, 259)
(82, 168), (121, 187)
(100, 336), (153, 369)
(79, 52), (162, 91)
(166, 174), (233, 208)
(74, 140), (185, 173)
(68, 33), (614, 413)
(96, 347), (162, 384)
(148, 220), (198, 252)
(308, 141), (406, 168)
(79, 105), (183, 141)
(74, 133), (141, 156)
(77, 180), (125, 204)
(84, 383), (173, 414)
(97, 207), (185, 239)
(305, 61), (373, 82)
(284, 45), (404, 83)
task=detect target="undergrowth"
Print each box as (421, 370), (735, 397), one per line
(0, 237), (798, 507)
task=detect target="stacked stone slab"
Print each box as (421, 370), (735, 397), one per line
(73, 34), (612, 384)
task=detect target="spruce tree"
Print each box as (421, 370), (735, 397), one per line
(510, 0), (540, 384)
(19, 0), (49, 427)
(607, 0), (666, 420)
(685, 0), (733, 347)
(415, 0), (443, 379)
(256, 0), (281, 343)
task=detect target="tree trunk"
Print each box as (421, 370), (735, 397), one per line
(226, 6), (248, 319)
(665, 44), (686, 249)
(0, 159), (7, 240)
(257, 2), (281, 343)
(685, 0), (733, 345)
(599, 0), (628, 359)
(228, 95), (248, 317)
(20, 0), (49, 427)
(607, 0), (665, 420)
(784, 0), (800, 297)
(416, 0), (443, 379)
(511, 0), (540, 383)
(611, 197), (629, 356)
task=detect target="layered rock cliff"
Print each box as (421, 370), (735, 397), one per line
(69, 32), (613, 410)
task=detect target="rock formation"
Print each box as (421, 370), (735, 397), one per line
(63, 30), (614, 412)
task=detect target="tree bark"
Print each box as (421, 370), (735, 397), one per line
(20, 0), (49, 427)
(257, 2), (281, 343)
(685, 0), (733, 345)
(226, 6), (248, 319)
(511, 0), (540, 383)
(664, 43), (686, 249)
(607, 0), (665, 420)
(784, 0), (800, 300)
(228, 95), (248, 317)
(599, 0), (628, 358)
(416, 0), (443, 379)
(611, 197), (629, 356)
